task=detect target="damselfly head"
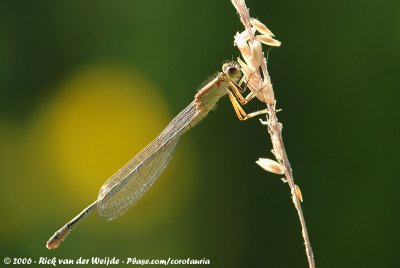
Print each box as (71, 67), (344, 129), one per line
(222, 61), (242, 83)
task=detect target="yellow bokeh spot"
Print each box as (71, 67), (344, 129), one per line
(26, 65), (198, 231)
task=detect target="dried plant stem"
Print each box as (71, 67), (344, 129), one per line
(231, 0), (315, 267)
(266, 103), (315, 268)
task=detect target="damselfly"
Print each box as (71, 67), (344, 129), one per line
(46, 62), (266, 249)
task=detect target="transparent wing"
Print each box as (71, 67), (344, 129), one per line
(97, 101), (198, 221)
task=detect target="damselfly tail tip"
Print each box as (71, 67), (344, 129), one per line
(46, 237), (60, 249)
(46, 229), (69, 249)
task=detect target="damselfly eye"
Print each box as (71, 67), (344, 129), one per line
(222, 62), (241, 82)
(228, 67), (236, 75)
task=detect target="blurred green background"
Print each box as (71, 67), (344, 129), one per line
(1, 0), (399, 267)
